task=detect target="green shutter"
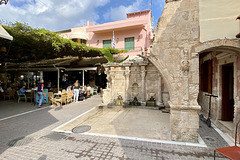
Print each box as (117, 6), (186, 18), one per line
(103, 40), (111, 48)
(125, 37), (134, 51)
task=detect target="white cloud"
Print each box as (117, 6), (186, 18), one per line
(0, 0), (162, 31)
(103, 0), (146, 21)
(0, 0), (110, 31)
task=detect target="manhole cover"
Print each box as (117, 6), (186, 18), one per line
(7, 137), (34, 147)
(72, 125), (91, 133)
(205, 136), (215, 142)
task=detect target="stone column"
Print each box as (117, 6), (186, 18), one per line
(170, 49), (200, 142)
(124, 66), (130, 103)
(170, 103), (200, 142)
(141, 66), (146, 105)
(156, 74), (163, 106)
(110, 67), (115, 103)
(103, 66), (112, 105)
(181, 49), (190, 106)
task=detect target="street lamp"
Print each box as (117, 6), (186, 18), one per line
(0, 0), (8, 5)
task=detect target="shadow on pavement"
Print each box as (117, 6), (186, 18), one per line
(0, 101), (58, 155)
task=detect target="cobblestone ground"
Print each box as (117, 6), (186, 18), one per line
(0, 96), (230, 160)
(0, 121), (230, 159)
(0, 132), (229, 160)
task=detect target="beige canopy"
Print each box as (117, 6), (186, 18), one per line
(69, 31), (88, 40)
(0, 25), (13, 40)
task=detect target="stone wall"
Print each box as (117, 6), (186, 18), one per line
(149, 0), (200, 142)
(103, 58), (169, 107)
(195, 39), (240, 137)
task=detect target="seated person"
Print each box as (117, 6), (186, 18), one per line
(86, 85), (91, 91)
(66, 85), (72, 91)
(19, 85), (26, 95)
(0, 84), (5, 100)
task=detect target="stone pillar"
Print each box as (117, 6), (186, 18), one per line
(110, 67), (115, 103)
(103, 66), (111, 105)
(125, 66), (130, 103)
(156, 74), (163, 106)
(141, 65), (146, 105)
(170, 103), (200, 142)
(170, 49), (200, 142)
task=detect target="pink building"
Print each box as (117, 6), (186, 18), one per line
(87, 10), (153, 56)
(58, 10), (153, 57)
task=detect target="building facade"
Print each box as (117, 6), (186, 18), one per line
(58, 10), (153, 57)
(87, 10), (153, 57)
(150, 0), (240, 142)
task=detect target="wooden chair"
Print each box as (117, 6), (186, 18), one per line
(54, 94), (67, 107)
(93, 86), (98, 95)
(67, 91), (73, 104)
(17, 91), (26, 103)
(86, 90), (90, 98)
(30, 91), (35, 103)
(214, 119), (240, 160)
(25, 91), (33, 102)
(0, 92), (6, 100)
(6, 89), (16, 100)
(47, 92), (54, 105)
(53, 88), (58, 93)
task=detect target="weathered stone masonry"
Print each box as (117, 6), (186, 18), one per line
(149, 0), (200, 142)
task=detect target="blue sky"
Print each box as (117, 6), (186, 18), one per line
(0, 0), (164, 31)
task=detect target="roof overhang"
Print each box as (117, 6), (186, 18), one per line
(60, 31), (88, 40)
(87, 19), (146, 33)
(0, 57), (107, 72)
(0, 25), (13, 40)
(69, 31), (88, 40)
(66, 67), (96, 71)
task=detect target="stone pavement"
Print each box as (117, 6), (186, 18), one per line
(0, 95), (231, 159)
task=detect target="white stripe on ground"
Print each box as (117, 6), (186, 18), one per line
(53, 106), (207, 148)
(52, 107), (97, 132)
(0, 106), (50, 121)
(82, 132), (207, 148)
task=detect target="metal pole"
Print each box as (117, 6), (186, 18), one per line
(57, 68), (60, 92)
(82, 70), (85, 86)
(27, 70), (30, 88)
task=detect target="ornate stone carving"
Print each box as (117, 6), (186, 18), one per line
(180, 49), (190, 75)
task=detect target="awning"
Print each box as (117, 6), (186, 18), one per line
(69, 31), (88, 40)
(0, 25), (13, 40)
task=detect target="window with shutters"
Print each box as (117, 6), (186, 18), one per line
(103, 40), (111, 48)
(125, 37), (134, 51)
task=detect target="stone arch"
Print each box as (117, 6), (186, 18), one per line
(194, 39), (240, 54)
(147, 56), (174, 104)
(195, 39), (240, 135)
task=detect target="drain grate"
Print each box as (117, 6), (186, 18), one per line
(72, 125), (91, 133)
(41, 132), (67, 141)
(7, 137), (34, 147)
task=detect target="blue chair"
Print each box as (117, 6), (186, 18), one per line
(17, 91), (26, 103)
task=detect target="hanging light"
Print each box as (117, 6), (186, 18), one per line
(0, 0), (8, 5)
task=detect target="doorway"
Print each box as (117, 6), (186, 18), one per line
(221, 63), (234, 121)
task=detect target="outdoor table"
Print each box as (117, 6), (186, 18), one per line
(53, 92), (67, 101)
(53, 92), (67, 97)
